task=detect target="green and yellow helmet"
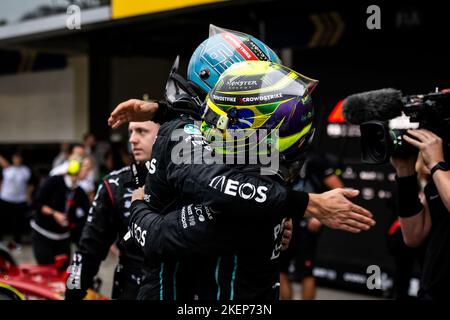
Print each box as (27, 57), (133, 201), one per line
(200, 61), (318, 162)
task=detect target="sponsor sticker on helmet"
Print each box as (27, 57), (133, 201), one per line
(221, 32), (258, 61)
(242, 38), (270, 61)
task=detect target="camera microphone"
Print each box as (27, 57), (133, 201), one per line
(342, 88), (404, 124)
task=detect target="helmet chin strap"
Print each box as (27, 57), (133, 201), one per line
(201, 104), (229, 130)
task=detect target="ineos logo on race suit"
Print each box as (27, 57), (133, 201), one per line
(209, 176), (268, 203)
(131, 223), (147, 247)
(146, 159), (157, 174)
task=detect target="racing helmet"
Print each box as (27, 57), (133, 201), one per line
(200, 61), (318, 162)
(187, 24), (281, 94)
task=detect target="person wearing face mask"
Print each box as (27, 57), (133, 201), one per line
(30, 158), (90, 269)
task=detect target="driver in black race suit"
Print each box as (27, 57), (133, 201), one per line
(125, 62), (374, 300)
(130, 117), (299, 300)
(109, 28), (375, 300)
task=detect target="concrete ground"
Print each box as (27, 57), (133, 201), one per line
(6, 243), (381, 300)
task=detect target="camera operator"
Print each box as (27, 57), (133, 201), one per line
(391, 128), (450, 300)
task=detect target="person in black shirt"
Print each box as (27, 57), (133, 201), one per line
(31, 159), (90, 268)
(65, 121), (159, 300)
(390, 128), (450, 300)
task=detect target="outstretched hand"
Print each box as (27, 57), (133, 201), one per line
(307, 188), (375, 233)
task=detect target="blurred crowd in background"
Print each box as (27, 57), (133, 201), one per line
(0, 132), (131, 251)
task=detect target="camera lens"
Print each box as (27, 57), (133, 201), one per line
(360, 121), (390, 164)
